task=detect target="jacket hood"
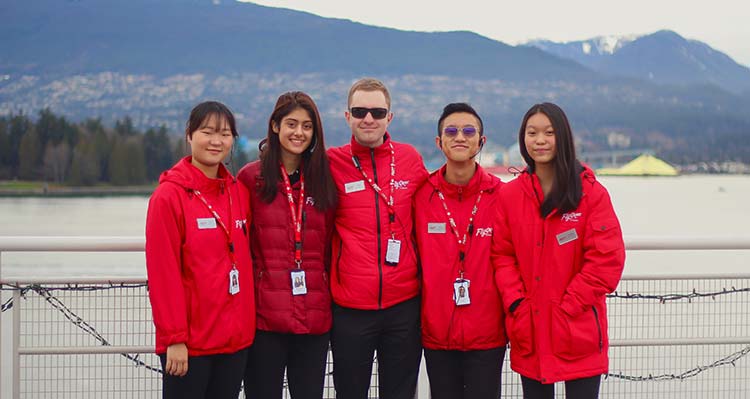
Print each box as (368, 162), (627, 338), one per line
(428, 163), (500, 198)
(158, 156), (234, 191)
(518, 161), (595, 200)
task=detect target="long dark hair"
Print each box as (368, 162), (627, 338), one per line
(518, 102), (582, 217)
(259, 91), (337, 211)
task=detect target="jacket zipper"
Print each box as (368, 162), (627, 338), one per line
(592, 305), (603, 352)
(335, 240), (343, 284)
(371, 149), (383, 309)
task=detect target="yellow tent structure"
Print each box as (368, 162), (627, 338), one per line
(597, 154), (679, 176)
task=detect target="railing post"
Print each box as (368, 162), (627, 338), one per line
(12, 287), (20, 399)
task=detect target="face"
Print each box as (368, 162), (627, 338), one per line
(436, 112), (484, 163)
(345, 90), (392, 148)
(187, 113), (233, 175)
(274, 107), (314, 159)
(524, 112), (557, 166)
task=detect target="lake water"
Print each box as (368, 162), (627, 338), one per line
(1, 174), (749, 278)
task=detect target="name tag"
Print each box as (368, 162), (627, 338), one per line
(197, 218), (217, 229)
(427, 223), (446, 234)
(556, 228), (578, 245)
(344, 180), (366, 193)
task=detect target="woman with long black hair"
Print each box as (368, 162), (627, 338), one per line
(238, 91), (337, 399)
(492, 102), (625, 398)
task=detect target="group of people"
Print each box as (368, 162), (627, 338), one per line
(145, 78), (626, 399)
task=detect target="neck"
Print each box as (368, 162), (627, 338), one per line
(354, 135), (384, 149)
(444, 160), (476, 186)
(281, 151), (301, 174)
(191, 158), (219, 179)
(534, 163), (555, 196)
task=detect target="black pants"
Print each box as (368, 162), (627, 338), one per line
(243, 330), (330, 399)
(159, 347), (247, 399)
(521, 375), (601, 399)
(424, 346), (506, 399)
(331, 296), (422, 399)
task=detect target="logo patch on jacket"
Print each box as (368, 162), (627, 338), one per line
(392, 180), (410, 190)
(475, 227), (493, 237)
(561, 212), (582, 222)
(305, 197), (315, 206)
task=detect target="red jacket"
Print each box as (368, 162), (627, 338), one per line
(327, 133), (428, 310)
(415, 164), (507, 351)
(145, 157), (255, 356)
(491, 165), (625, 383)
(237, 161), (335, 335)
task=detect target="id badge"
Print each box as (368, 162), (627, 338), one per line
(291, 270), (307, 295)
(453, 278), (471, 306)
(385, 239), (401, 266)
(228, 268), (240, 295)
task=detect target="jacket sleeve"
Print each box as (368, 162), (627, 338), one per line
(491, 199), (526, 312)
(560, 185), (626, 317)
(145, 187), (189, 347)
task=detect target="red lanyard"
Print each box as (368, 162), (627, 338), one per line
(436, 188), (483, 277)
(193, 188), (237, 267)
(280, 164), (305, 268)
(351, 141), (397, 237)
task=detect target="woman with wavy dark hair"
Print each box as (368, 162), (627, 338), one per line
(492, 102), (625, 398)
(238, 91), (336, 399)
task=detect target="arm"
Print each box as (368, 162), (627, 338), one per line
(560, 185), (626, 317)
(145, 189), (189, 368)
(491, 200), (526, 313)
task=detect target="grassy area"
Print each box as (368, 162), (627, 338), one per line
(0, 181), (156, 197)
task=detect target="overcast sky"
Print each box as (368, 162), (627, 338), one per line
(243, 0), (750, 67)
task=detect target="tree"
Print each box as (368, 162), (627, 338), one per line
(108, 136), (147, 185)
(7, 113), (33, 177)
(18, 127), (41, 180)
(144, 125), (174, 181)
(115, 116), (136, 137)
(68, 139), (100, 186)
(43, 141), (71, 184)
(0, 117), (10, 178)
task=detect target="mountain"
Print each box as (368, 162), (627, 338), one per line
(527, 30), (750, 95)
(1, 1), (750, 163)
(0, 0), (591, 81)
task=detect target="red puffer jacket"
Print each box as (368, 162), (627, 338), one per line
(327, 133), (428, 310)
(146, 157), (255, 356)
(415, 164), (507, 351)
(237, 161), (335, 335)
(491, 165), (625, 383)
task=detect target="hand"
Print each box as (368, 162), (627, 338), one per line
(165, 343), (188, 377)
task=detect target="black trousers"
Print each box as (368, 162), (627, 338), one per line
(331, 296), (422, 399)
(521, 375), (601, 399)
(424, 346), (506, 399)
(243, 330), (330, 399)
(159, 347), (248, 399)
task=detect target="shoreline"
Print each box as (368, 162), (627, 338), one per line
(0, 183), (155, 197)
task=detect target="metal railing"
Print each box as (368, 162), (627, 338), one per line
(2, 236), (750, 398)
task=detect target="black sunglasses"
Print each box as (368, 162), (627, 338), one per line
(443, 126), (479, 138)
(350, 107), (389, 120)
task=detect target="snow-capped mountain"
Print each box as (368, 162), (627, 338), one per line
(526, 30), (750, 95)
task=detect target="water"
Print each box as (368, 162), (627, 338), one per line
(1, 175), (749, 278)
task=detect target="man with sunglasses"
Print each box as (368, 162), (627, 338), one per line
(327, 78), (428, 399)
(414, 103), (507, 399)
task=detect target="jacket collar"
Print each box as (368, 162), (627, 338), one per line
(429, 163), (497, 197)
(159, 156), (233, 192)
(349, 132), (393, 157)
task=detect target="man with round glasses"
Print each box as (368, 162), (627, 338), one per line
(414, 103), (507, 399)
(327, 77), (428, 399)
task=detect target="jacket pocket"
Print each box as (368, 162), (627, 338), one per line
(552, 305), (601, 360)
(507, 300), (534, 357)
(590, 218), (621, 254)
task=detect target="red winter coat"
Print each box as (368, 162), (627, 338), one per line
(491, 165), (625, 383)
(415, 164), (507, 351)
(146, 157), (255, 356)
(327, 133), (428, 310)
(237, 161), (335, 335)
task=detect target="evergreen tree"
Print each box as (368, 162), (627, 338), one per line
(115, 116), (136, 136)
(143, 125), (174, 181)
(0, 118), (9, 178)
(43, 141), (71, 184)
(7, 113), (33, 177)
